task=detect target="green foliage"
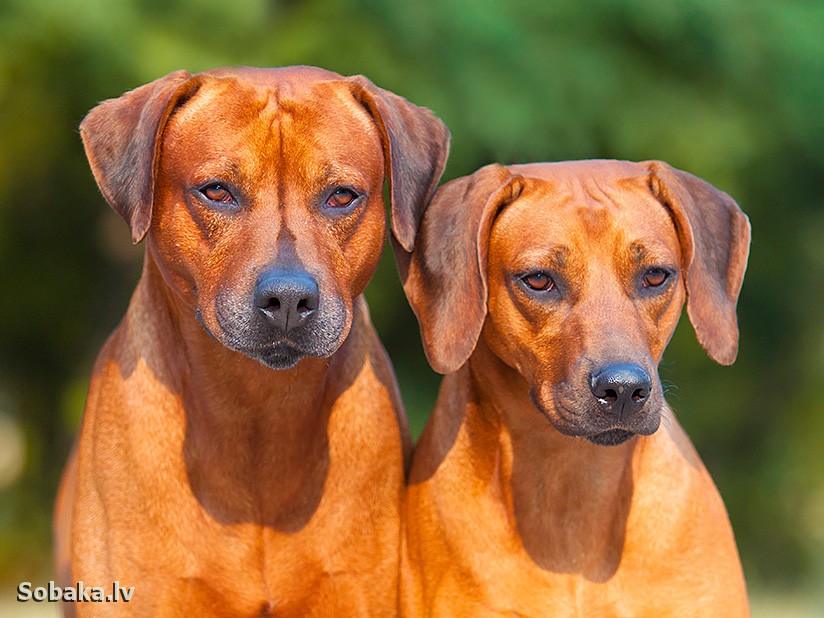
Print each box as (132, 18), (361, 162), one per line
(0, 0), (822, 593)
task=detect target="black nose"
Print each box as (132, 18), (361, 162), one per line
(254, 270), (319, 333)
(589, 363), (652, 419)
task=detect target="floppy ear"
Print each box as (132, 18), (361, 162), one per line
(348, 76), (450, 253)
(646, 161), (751, 365)
(404, 164), (524, 374)
(80, 70), (197, 243)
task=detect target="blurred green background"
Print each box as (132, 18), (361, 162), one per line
(0, 0), (823, 614)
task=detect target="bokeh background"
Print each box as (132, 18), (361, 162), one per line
(1, 0), (823, 615)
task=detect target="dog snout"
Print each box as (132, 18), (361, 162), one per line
(254, 270), (320, 333)
(589, 363), (652, 420)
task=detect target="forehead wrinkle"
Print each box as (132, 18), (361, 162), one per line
(280, 97), (382, 199)
(575, 176), (662, 246)
(581, 176), (618, 205)
(182, 84), (280, 176)
(535, 179), (574, 209)
(614, 189), (683, 266)
(168, 80), (232, 128)
(162, 115), (261, 191)
(494, 187), (574, 251)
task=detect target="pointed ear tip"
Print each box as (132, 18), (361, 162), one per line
(392, 227), (415, 254)
(129, 212), (151, 244)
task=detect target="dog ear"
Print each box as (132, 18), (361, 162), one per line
(646, 161), (751, 365)
(80, 70), (197, 244)
(403, 164), (524, 374)
(348, 76), (450, 253)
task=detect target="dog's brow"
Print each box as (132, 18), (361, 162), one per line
(630, 241), (648, 262)
(628, 240), (676, 266)
(195, 160), (242, 181)
(517, 245), (570, 270)
(551, 245), (569, 269)
(316, 163), (367, 187)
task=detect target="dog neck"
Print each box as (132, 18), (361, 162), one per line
(465, 337), (639, 578)
(115, 253), (376, 525)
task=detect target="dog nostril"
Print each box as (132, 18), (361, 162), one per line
(590, 363), (653, 415)
(254, 270), (320, 331)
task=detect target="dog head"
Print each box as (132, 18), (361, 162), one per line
(404, 160), (750, 445)
(81, 66), (449, 369)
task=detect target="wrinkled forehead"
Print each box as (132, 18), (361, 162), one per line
(492, 164), (680, 263)
(161, 72), (382, 176)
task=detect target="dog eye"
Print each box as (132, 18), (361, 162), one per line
(326, 188), (359, 208)
(521, 272), (555, 291)
(642, 268), (669, 288)
(200, 183), (234, 204)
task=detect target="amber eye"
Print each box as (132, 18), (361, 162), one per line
(521, 271), (555, 291)
(326, 188), (359, 208)
(642, 268), (669, 288)
(200, 183), (234, 204)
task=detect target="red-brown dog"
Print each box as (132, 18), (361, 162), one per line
(53, 66), (448, 616)
(401, 161), (751, 616)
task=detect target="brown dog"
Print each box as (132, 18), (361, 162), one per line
(53, 66), (448, 616)
(401, 160), (751, 616)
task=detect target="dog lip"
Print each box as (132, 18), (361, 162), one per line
(254, 344), (307, 370)
(237, 340), (308, 358)
(586, 429), (636, 446)
(198, 314), (306, 357)
(531, 387), (662, 442)
(211, 291), (348, 357)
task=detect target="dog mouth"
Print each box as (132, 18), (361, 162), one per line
(236, 333), (342, 370)
(202, 294), (348, 368)
(530, 386), (660, 446)
(252, 342), (309, 370)
(586, 429), (636, 446)
(197, 309), (339, 370)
